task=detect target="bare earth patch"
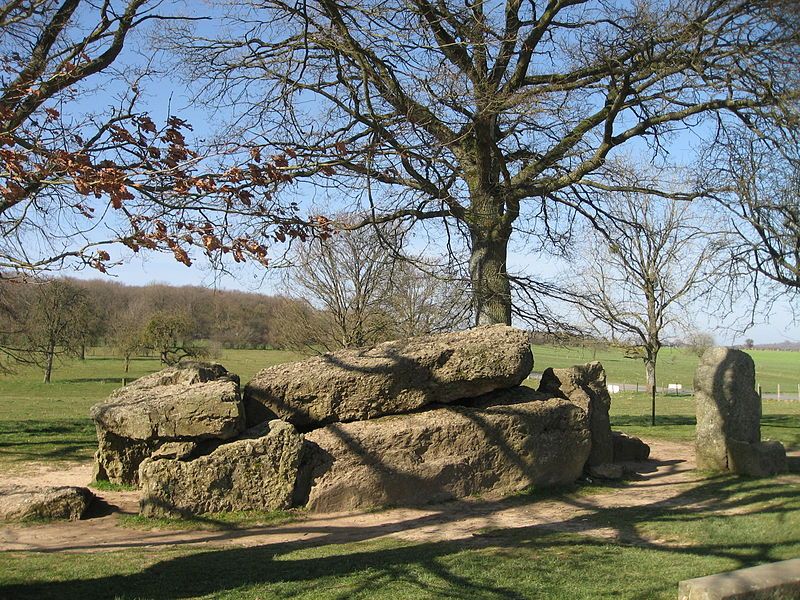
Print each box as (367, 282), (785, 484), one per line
(1, 439), (797, 554)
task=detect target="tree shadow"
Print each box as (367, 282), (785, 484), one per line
(2, 468), (797, 600)
(610, 415), (696, 428)
(0, 420), (95, 462)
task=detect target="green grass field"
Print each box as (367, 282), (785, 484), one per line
(1, 345), (798, 599)
(0, 349), (304, 468)
(532, 344), (800, 394)
(1, 475), (798, 599)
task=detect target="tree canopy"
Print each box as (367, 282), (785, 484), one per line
(174, 0), (800, 325)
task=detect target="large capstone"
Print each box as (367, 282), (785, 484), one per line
(538, 362), (613, 467)
(694, 347), (786, 475)
(91, 361), (245, 485)
(138, 420), (303, 517)
(243, 325), (533, 429)
(0, 485), (95, 522)
(296, 398), (590, 512)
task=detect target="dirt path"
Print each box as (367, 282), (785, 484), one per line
(0, 440), (794, 554)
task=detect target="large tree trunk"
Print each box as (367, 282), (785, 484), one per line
(467, 186), (514, 328)
(469, 229), (512, 326)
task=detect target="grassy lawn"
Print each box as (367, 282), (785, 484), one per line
(532, 344), (800, 394)
(1, 346), (799, 598)
(1, 475), (798, 599)
(608, 392), (800, 450)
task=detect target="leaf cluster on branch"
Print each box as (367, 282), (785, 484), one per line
(0, 0), (326, 275)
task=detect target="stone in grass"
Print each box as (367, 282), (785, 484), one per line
(726, 439), (787, 477)
(694, 347), (786, 475)
(91, 361), (245, 485)
(612, 431), (651, 462)
(0, 485), (95, 521)
(588, 463), (625, 480)
(138, 420), (303, 517)
(243, 324), (533, 429)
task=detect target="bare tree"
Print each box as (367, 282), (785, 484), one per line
(383, 261), (471, 339)
(172, 0), (799, 326)
(282, 221), (469, 351)
(685, 331), (716, 358)
(141, 310), (204, 365)
(110, 300), (149, 372)
(15, 278), (90, 382)
(569, 191), (721, 425)
(710, 133), (800, 300)
(286, 224), (397, 350)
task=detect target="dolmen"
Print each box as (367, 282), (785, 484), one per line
(695, 347), (787, 476)
(89, 325), (636, 517)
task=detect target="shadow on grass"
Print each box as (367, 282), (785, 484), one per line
(3, 463), (798, 600)
(610, 415), (696, 428)
(0, 419), (95, 463)
(58, 378), (127, 384)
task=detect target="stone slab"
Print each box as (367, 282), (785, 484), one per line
(678, 558), (800, 600)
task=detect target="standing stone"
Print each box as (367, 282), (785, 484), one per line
(694, 347), (786, 476)
(139, 420), (303, 517)
(91, 361), (245, 485)
(243, 325), (533, 429)
(297, 398), (590, 512)
(538, 362), (613, 467)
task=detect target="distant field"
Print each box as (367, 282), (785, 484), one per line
(0, 345), (798, 468)
(532, 344), (800, 395)
(607, 392), (800, 451)
(0, 348), (305, 422)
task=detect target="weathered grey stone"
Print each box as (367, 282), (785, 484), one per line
(92, 433), (157, 485)
(538, 362), (613, 466)
(726, 439), (787, 477)
(678, 558), (800, 600)
(243, 325), (533, 429)
(612, 431), (651, 462)
(694, 347), (785, 475)
(297, 398), (590, 512)
(150, 441), (198, 461)
(91, 361), (245, 485)
(0, 485), (94, 521)
(588, 463), (624, 480)
(138, 420), (303, 517)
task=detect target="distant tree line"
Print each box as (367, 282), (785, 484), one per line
(0, 243), (471, 380)
(0, 276), (316, 380)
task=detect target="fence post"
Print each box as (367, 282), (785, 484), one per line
(636, 381), (639, 393)
(758, 385), (762, 400)
(777, 384), (781, 401)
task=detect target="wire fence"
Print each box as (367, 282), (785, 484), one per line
(528, 373), (800, 401)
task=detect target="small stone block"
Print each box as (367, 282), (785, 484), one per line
(727, 439), (787, 477)
(588, 463), (624, 480)
(678, 558), (800, 599)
